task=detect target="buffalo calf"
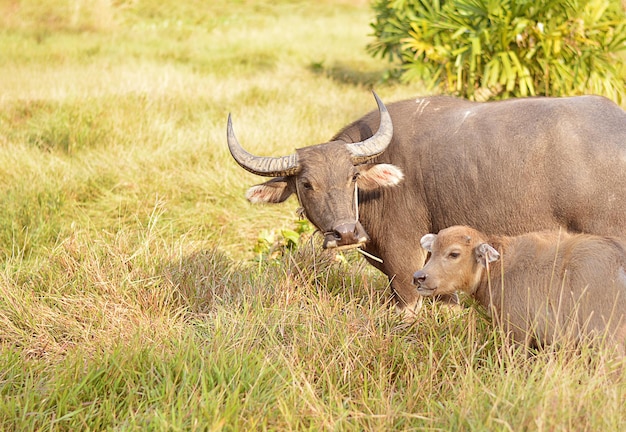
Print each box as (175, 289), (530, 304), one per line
(413, 225), (626, 354)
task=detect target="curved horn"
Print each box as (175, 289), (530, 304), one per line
(346, 91), (393, 164)
(227, 114), (299, 177)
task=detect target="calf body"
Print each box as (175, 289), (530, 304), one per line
(414, 226), (626, 352)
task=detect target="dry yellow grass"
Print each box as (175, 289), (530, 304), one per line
(0, 1), (624, 430)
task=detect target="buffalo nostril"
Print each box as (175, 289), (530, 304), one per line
(333, 230), (347, 240)
(325, 222), (369, 248)
(333, 223), (359, 243)
(413, 270), (427, 285)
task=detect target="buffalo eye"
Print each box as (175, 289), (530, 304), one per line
(301, 181), (313, 191)
(351, 173), (359, 183)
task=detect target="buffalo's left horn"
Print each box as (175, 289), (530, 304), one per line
(346, 91), (394, 164)
(227, 114), (300, 177)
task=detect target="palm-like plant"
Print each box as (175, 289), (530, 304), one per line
(369, 0), (626, 101)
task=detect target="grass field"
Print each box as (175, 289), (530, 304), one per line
(0, 0), (625, 430)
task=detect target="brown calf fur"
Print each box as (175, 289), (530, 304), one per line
(413, 225), (626, 354)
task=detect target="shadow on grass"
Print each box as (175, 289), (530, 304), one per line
(162, 248), (252, 314)
(309, 60), (400, 87)
(163, 241), (392, 315)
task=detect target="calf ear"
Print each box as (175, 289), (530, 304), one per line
(420, 234), (437, 252)
(357, 164), (404, 191)
(475, 243), (500, 267)
(245, 177), (296, 204)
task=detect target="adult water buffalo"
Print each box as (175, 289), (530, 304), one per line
(226, 92), (626, 314)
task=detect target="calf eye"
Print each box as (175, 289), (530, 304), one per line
(448, 252), (460, 259)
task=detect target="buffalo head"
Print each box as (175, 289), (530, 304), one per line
(413, 226), (500, 297)
(227, 92), (404, 250)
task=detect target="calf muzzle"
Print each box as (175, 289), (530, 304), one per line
(413, 270), (427, 286)
(413, 270), (436, 296)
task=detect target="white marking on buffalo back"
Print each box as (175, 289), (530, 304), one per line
(414, 98), (430, 115)
(453, 110), (473, 134)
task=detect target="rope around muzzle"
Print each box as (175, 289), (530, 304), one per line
(295, 182), (383, 264)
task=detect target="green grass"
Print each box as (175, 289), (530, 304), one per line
(0, 0), (625, 430)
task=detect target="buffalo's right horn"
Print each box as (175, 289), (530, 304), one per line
(346, 91), (393, 164)
(227, 114), (300, 177)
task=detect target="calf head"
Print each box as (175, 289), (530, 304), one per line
(227, 92), (404, 250)
(413, 226), (500, 297)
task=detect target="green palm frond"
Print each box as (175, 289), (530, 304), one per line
(369, 0), (626, 101)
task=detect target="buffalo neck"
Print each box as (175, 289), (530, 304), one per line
(472, 235), (510, 312)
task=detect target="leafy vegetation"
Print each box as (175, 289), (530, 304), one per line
(253, 218), (316, 262)
(369, 0), (626, 101)
(0, 0), (625, 430)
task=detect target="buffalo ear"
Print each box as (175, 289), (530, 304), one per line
(420, 233), (437, 252)
(356, 163), (404, 191)
(245, 177), (295, 204)
(475, 243), (500, 267)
